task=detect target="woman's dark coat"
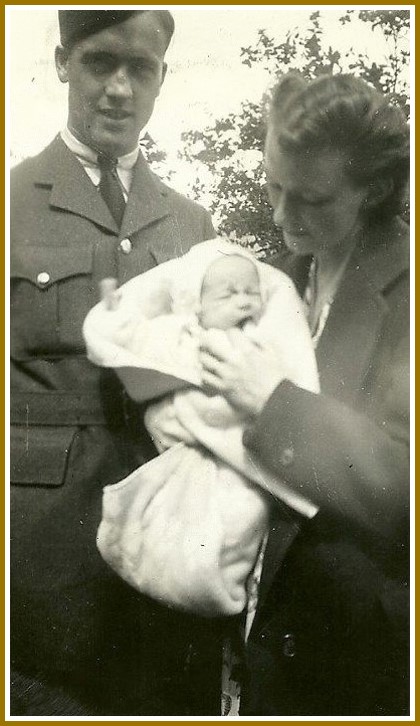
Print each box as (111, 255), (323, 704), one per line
(241, 217), (410, 716)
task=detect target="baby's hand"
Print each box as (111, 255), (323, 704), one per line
(99, 278), (121, 311)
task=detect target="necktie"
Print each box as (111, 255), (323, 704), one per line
(97, 154), (126, 227)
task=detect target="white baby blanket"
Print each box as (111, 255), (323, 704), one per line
(84, 239), (320, 616)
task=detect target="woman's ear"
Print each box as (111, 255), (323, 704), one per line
(364, 178), (394, 209)
(55, 45), (69, 84)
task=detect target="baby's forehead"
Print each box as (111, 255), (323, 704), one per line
(202, 255), (259, 290)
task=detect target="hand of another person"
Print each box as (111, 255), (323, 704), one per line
(199, 328), (285, 416)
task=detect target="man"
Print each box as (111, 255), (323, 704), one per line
(10, 10), (218, 715)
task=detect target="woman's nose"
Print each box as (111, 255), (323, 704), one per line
(105, 67), (133, 99)
(273, 191), (293, 227)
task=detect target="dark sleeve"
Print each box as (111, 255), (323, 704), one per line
(201, 208), (217, 240)
(243, 331), (409, 542)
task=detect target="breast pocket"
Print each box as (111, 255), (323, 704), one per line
(11, 243), (95, 358)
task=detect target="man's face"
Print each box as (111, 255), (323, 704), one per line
(55, 12), (167, 158)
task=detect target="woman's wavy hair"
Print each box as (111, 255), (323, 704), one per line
(268, 73), (410, 222)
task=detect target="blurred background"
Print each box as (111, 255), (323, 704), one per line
(7, 6), (411, 254)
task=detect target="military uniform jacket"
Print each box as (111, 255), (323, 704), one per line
(240, 217), (410, 716)
(10, 135), (216, 714)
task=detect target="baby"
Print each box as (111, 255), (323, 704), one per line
(86, 240), (319, 618)
(199, 254), (263, 331)
(140, 254), (265, 455)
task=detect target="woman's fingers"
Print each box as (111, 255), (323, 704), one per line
(199, 329), (234, 362)
(201, 370), (225, 392)
(199, 351), (226, 376)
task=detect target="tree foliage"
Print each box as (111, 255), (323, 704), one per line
(178, 10), (410, 256)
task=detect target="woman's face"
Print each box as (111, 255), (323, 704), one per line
(264, 127), (368, 258)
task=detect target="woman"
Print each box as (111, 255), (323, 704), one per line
(200, 73), (410, 716)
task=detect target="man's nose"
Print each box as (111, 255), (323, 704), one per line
(105, 67), (133, 99)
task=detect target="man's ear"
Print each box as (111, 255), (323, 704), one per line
(364, 177), (394, 209)
(55, 45), (70, 83)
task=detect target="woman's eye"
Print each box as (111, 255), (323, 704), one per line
(300, 195), (330, 207)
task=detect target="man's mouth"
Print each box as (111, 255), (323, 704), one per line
(99, 109), (132, 121)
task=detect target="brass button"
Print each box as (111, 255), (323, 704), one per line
(119, 238), (132, 254)
(282, 633), (296, 658)
(37, 271), (50, 287)
(280, 447), (294, 467)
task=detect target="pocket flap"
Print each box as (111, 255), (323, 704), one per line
(10, 244), (93, 287)
(10, 425), (78, 486)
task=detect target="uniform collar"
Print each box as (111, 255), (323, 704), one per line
(60, 127), (139, 170)
(35, 135), (170, 237)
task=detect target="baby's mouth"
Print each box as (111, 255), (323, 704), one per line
(236, 314), (254, 329)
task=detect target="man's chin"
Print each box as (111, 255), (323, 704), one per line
(89, 127), (139, 159)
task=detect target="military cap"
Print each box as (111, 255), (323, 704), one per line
(58, 9), (174, 49)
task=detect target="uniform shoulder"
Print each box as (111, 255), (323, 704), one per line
(11, 139), (57, 189)
(11, 155), (38, 186)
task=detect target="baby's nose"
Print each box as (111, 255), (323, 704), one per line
(237, 293), (252, 308)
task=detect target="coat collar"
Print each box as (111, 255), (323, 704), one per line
(34, 136), (171, 238)
(120, 150), (170, 240)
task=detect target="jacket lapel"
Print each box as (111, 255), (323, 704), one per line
(120, 151), (170, 240)
(254, 511), (301, 616)
(35, 137), (172, 240)
(36, 136), (118, 234)
(316, 220), (409, 406)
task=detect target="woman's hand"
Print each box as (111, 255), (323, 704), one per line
(199, 328), (286, 416)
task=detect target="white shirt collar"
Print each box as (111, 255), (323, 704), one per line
(60, 127), (139, 170)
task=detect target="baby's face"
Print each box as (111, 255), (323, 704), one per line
(199, 256), (263, 330)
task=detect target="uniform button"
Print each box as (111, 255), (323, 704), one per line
(119, 238), (132, 254)
(282, 633), (296, 658)
(37, 271), (50, 287)
(280, 447), (294, 467)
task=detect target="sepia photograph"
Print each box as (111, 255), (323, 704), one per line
(7, 5), (412, 717)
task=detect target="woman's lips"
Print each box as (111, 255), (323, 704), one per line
(284, 228), (307, 237)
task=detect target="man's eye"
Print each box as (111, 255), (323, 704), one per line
(130, 60), (156, 76)
(84, 54), (115, 74)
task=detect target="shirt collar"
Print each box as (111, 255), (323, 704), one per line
(60, 127), (139, 170)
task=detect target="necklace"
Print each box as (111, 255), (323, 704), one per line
(304, 248), (352, 347)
